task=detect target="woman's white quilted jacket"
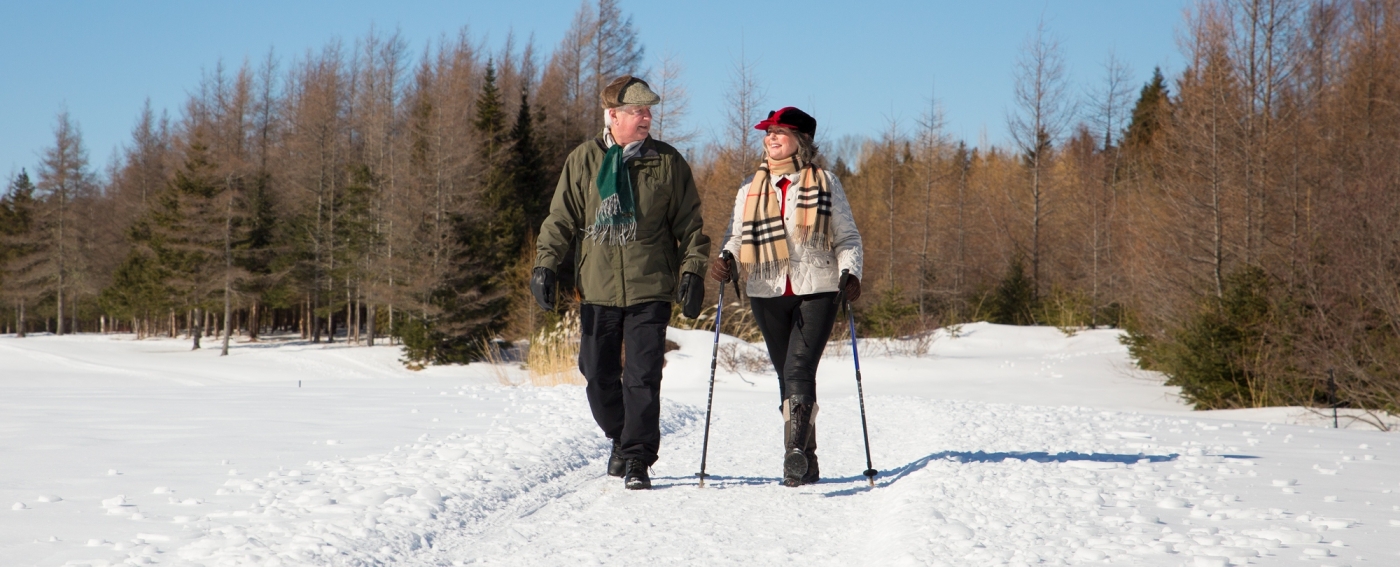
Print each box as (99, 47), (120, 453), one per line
(720, 170), (863, 298)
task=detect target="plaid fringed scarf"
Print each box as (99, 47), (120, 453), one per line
(739, 157), (834, 279)
(587, 143), (638, 244)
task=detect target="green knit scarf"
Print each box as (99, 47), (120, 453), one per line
(588, 144), (637, 244)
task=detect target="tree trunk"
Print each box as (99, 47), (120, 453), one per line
(346, 283), (353, 345)
(366, 302), (376, 346)
(312, 292), (322, 343)
(192, 308), (203, 350)
(221, 282), (233, 356)
(249, 301), (261, 342)
(17, 300), (25, 338)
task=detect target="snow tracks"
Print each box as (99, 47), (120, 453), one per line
(157, 387), (697, 567)
(418, 396), (1370, 566)
(72, 389), (1375, 566)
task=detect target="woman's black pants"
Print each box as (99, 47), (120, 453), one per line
(750, 292), (839, 404)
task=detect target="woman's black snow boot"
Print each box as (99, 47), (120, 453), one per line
(801, 425), (819, 484)
(782, 395), (816, 487)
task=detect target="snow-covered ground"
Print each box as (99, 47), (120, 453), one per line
(2, 323), (1397, 566)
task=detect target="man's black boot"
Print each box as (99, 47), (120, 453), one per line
(623, 458), (651, 490)
(782, 396), (815, 487)
(607, 439), (626, 477)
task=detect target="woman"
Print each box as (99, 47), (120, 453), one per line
(709, 107), (863, 487)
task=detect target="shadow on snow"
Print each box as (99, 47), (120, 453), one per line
(820, 450), (1193, 498)
(649, 450), (1201, 494)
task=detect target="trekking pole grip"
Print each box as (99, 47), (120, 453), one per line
(835, 269), (851, 307)
(720, 250), (739, 298)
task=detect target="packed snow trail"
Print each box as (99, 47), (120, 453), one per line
(416, 396), (1394, 566)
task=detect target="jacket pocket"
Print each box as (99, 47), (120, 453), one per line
(808, 250), (836, 269)
(575, 249), (588, 288)
(633, 164), (671, 233)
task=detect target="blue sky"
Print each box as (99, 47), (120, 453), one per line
(0, 0), (1193, 181)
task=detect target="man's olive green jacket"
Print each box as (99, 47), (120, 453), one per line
(535, 133), (710, 307)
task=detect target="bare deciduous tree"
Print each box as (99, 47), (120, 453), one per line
(651, 51), (695, 148)
(1008, 20), (1075, 298)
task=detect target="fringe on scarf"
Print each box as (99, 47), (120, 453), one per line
(585, 222), (638, 245)
(585, 193), (638, 245)
(794, 228), (832, 250)
(748, 259), (788, 281)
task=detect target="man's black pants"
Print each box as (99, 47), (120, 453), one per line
(578, 301), (670, 466)
(750, 292), (839, 404)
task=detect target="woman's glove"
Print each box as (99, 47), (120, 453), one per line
(836, 271), (862, 305)
(708, 256), (732, 282)
(531, 267), (557, 311)
(679, 272), (705, 318)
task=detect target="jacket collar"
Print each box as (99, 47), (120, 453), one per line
(595, 130), (659, 161)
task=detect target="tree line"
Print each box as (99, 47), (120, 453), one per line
(2, 0), (1398, 421)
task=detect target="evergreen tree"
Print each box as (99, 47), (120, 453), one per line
(98, 248), (169, 332)
(1124, 67), (1170, 151)
(231, 171), (287, 341)
(989, 258), (1038, 326)
(473, 61), (508, 159)
(115, 138), (227, 348)
(1144, 267), (1288, 409)
(425, 61), (517, 363)
(508, 89), (549, 231)
(0, 171), (39, 335)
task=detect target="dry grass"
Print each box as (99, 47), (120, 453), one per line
(526, 309), (586, 387)
(671, 301), (763, 342)
(718, 342), (771, 374)
(476, 337), (526, 386)
(884, 332), (936, 357)
(823, 315), (939, 359)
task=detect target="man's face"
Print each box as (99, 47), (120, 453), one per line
(609, 105), (652, 145)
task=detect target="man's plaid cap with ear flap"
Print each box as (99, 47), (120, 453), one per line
(601, 75), (661, 109)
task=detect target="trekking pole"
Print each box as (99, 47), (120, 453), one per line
(697, 251), (736, 488)
(838, 270), (878, 487)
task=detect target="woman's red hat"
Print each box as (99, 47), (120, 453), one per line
(754, 107), (817, 137)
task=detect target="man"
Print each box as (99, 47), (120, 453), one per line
(532, 75), (710, 490)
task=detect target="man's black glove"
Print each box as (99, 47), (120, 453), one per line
(679, 272), (705, 319)
(531, 267), (557, 311)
